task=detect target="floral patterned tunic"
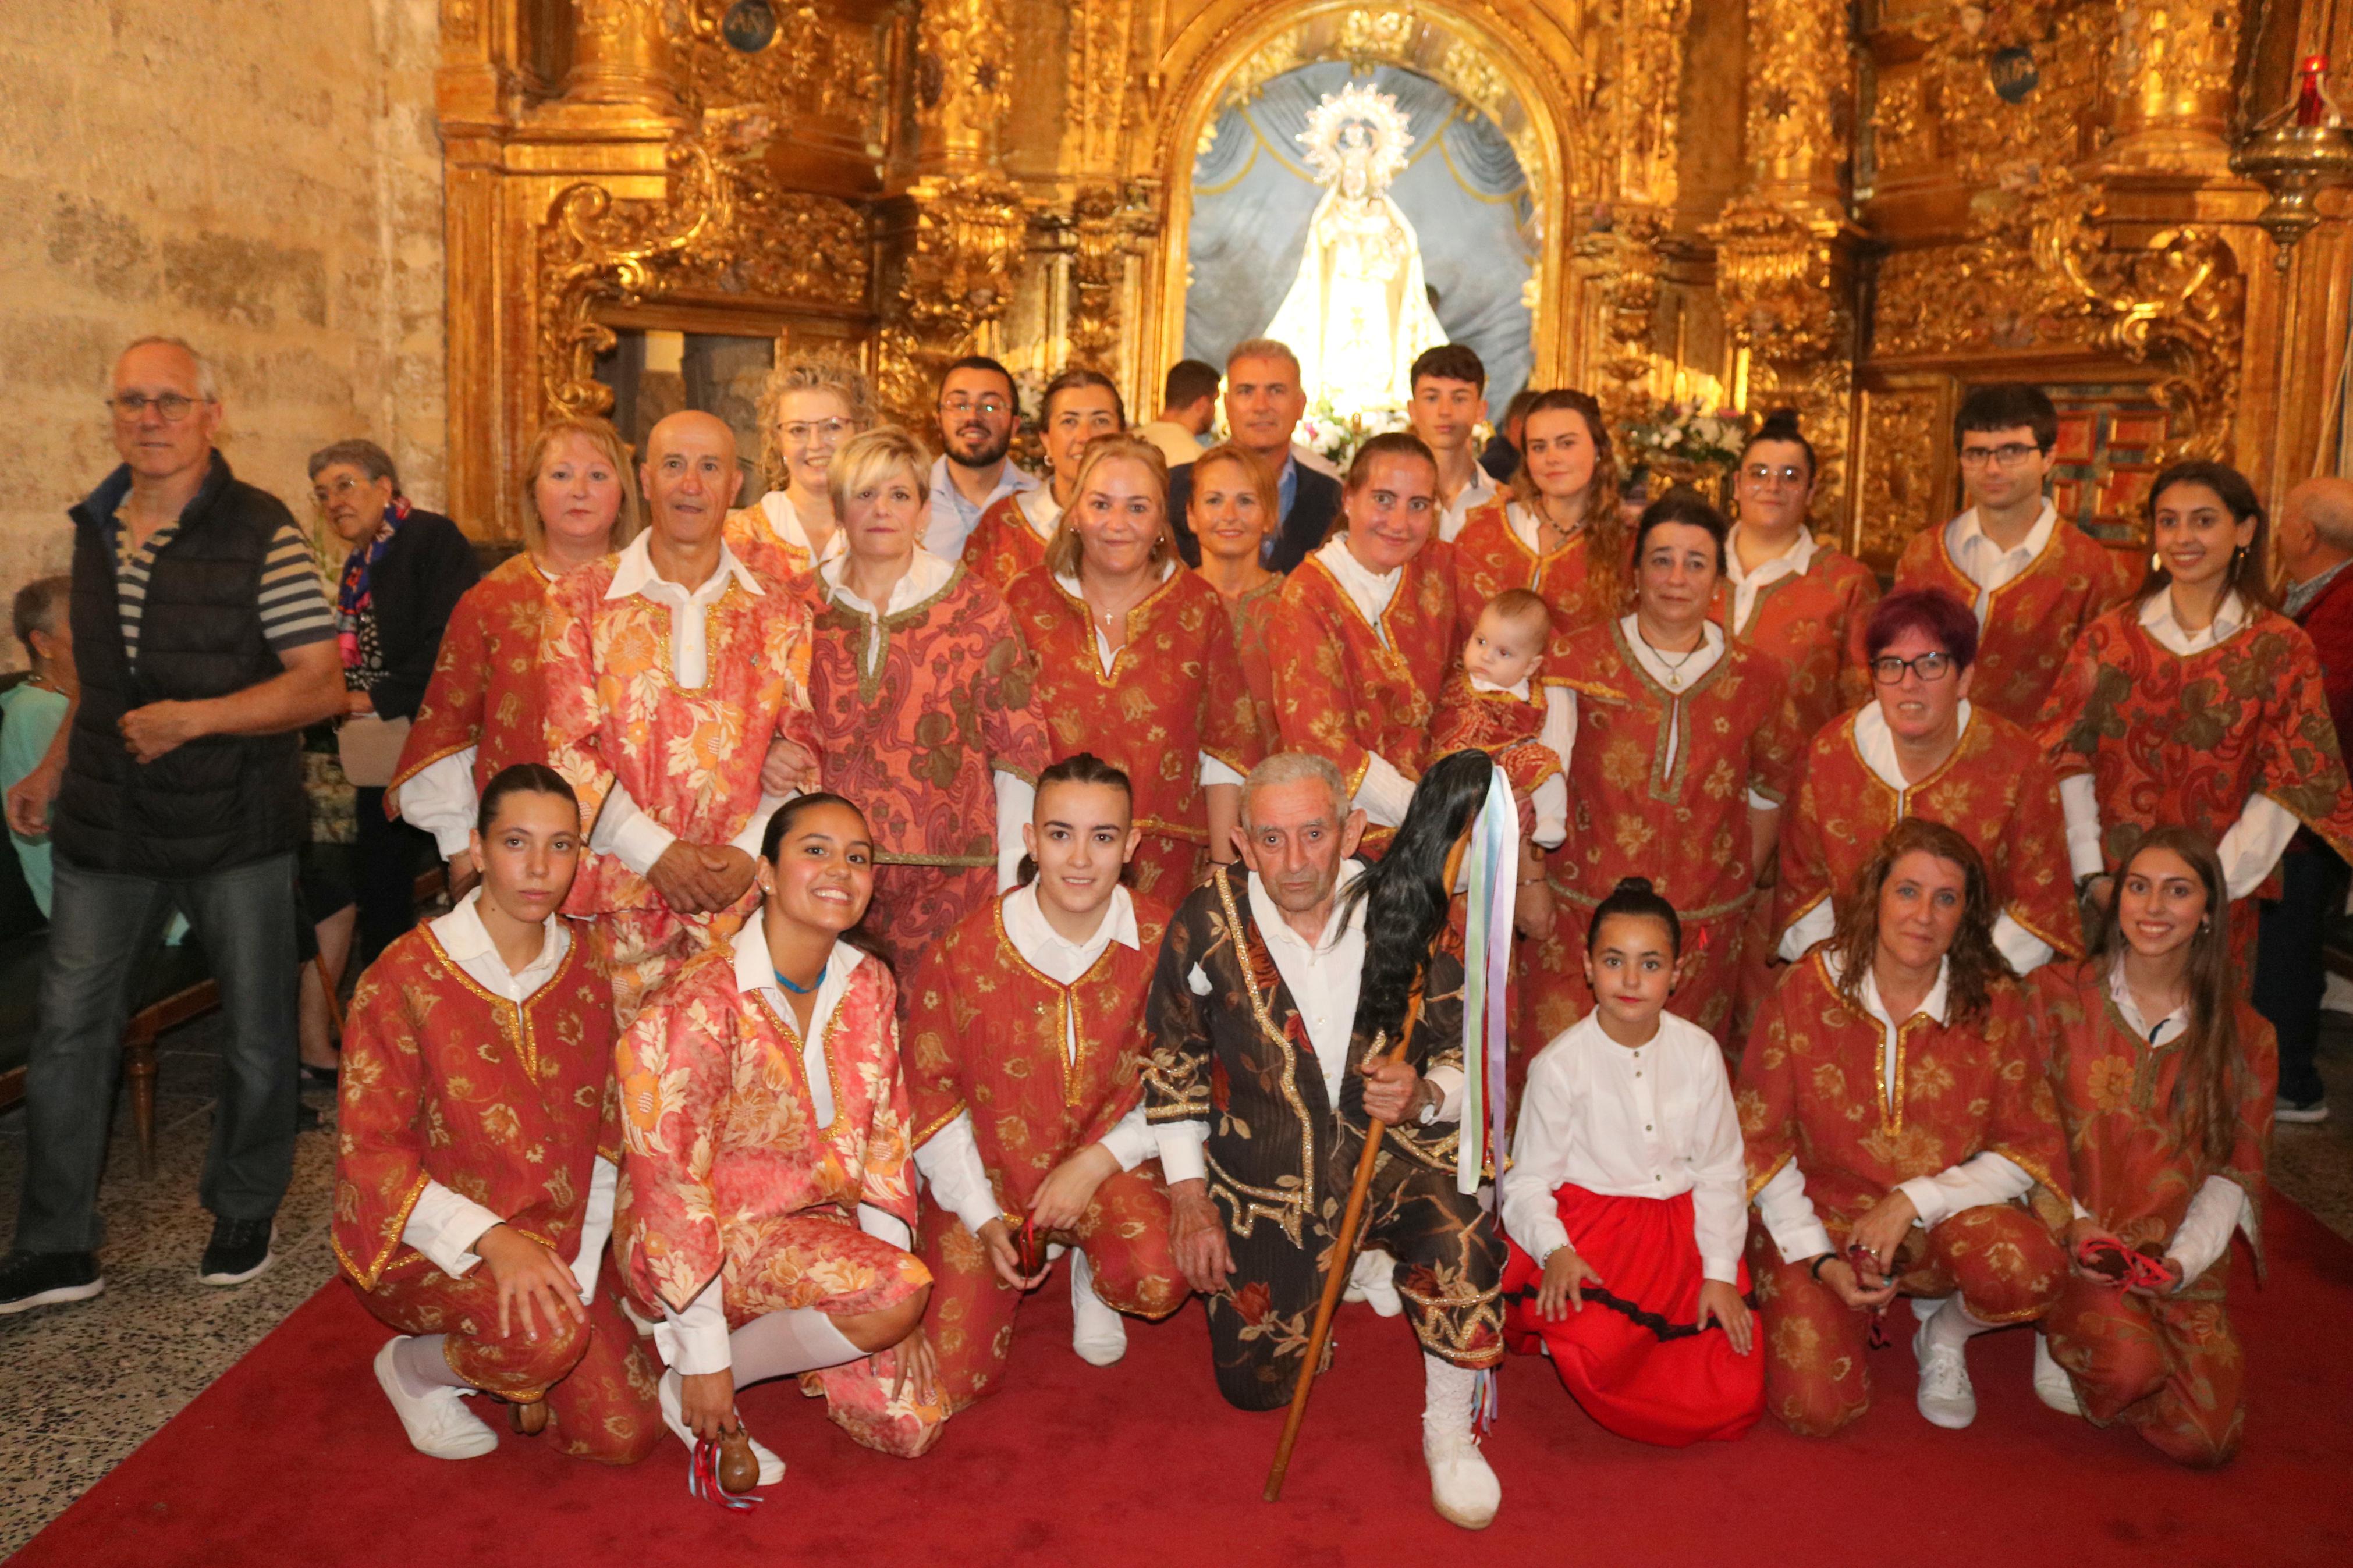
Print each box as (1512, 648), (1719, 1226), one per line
(392, 552), (559, 798)
(1894, 518), (2132, 726)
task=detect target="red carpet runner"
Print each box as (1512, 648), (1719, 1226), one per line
(17, 1200), (2353, 1567)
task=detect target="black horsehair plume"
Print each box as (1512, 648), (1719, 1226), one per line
(1340, 748), (1496, 1050)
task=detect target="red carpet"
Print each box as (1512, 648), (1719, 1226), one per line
(18, 1201), (2353, 1567)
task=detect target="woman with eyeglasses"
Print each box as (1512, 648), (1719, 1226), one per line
(1450, 387), (1626, 643)
(1520, 490), (1804, 1056)
(2039, 460), (2353, 972)
(726, 356), (872, 578)
(1712, 409), (1880, 741)
(1775, 585), (2080, 976)
(963, 368), (1125, 593)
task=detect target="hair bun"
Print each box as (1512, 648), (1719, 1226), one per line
(1756, 407), (1803, 440)
(1612, 876), (1655, 896)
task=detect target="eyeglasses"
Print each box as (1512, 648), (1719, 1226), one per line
(1957, 442), (2046, 469)
(1870, 651), (1956, 685)
(108, 392), (211, 422)
(780, 418), (855, 447)
(939, 396), (1010, 418)
(1741, 463), (1808, 489)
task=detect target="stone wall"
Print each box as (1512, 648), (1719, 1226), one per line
(0, 0), (445, 669)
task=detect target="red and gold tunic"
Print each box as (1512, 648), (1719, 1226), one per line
(612, 944), (917, 1315)
(961, 491), (1057, 596)
(1213, 574), (1286, 754)
(905, 891), (1172, 1210)
(2038, 605), (2353, 916)
(2032, 963), (2273, 1274)
(1450, 503), (1619, 642)
(1713, 541), (1880, 741)
(1005, 564), (1262, 898)
(1738, 953), (2071, 1229)
(723, 501), (812, 584)
(332, 920), (620, 1292)
(1894, 517), (2132, 725)
(1269, 547), (1456, 807)
(1777, 707), (2081, 962)
(811, 564), (1048, 877)
(1428, 670), (1561, 797)
(391, 552), (559, 799)
(540, 556), (819, 920)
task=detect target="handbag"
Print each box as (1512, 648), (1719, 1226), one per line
(335, 713), (411, 789)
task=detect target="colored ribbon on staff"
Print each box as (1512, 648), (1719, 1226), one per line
(1457, 765), (1517, 1197)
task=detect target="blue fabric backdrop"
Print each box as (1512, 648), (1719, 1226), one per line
(1185, 63), (1536, 413)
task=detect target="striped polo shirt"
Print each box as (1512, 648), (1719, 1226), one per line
(112, 509), (337, 666)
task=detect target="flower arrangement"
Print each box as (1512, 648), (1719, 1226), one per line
(1618, 397), (1751, 499)
(1296, 392), (1411, 470)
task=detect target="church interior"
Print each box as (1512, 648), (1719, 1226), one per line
(4, 1), (2353, 1561)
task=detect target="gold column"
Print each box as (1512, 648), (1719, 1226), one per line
(2104, 1), (2242, 174)
(558, 0), (683, 122)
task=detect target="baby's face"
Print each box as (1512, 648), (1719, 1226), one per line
(1464, 607), (1544, 687)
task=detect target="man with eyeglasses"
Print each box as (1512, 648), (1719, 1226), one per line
(1893, 383), (2131, 725)
(1, 337), (346, 1314)
(921, 355), (1038, 561)
(1776, 585), (2081, 979)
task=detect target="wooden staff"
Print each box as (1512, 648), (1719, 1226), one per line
(1264, 836), (1467, 1503)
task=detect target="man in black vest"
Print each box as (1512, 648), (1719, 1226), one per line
(1, 337), (344, 1314)
(1166, 339), (1344, 575)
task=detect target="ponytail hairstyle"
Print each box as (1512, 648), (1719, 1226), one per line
(475, 762), (579, 837)
(1738, 406), (1818, 482)
(1586, 876), (1681, 959)
(757, 791), (893, 973)
(1341, 749), (1494, 1050)
(1016, 751), (1135, 887)
(1507, 388), (1624, 609)
(1826, 817), (2010, 1025)
(2084, 826), (2249, 1169)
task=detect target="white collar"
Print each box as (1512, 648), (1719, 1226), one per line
(2140, 587), (2249, 653)
(2106, 957), (2190, 1045)
(428, 887), (564, 989)
(1053, 557), (1177, 599)
(605, 529), (762, 601)
(1724, 523), (1815, 585)
(1247, 859), (1367, 958)
(1003, 881), (1140, 964)
(1619, 614), (1725, 685)
(728, 917), (864, 1032)
(1825, 949), (1951, 1027)
(931, 454), (1038, 503)
(1852, 700), (1975, 791)
(1949, 500), (2057, 564)
(1316, 535), (1403, 621)
(822, 548), (956, 616)
(1468, 672), (1534, 701)
(1017, 486), (1064, 538)
(754, 490), (846, 564)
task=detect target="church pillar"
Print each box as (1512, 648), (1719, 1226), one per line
(2103, 1), (2243, 175)
(1708, 0), (1862, 523)
(557, 0), (683, 123)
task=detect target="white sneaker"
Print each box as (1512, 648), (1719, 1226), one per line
(1911, 1317), (1978, 1430)
(656, 1368), (785, 1486)
(1069, 1250), (1127, 1367)
(372, 1338), (497, 1460)
(2032, 1332), (2083, 1416)
(1424, 1427), (1501, 1530)
(1345, 1249), (1403, 1317)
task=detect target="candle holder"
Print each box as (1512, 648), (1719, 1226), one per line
(2230, 55), (2353, 272)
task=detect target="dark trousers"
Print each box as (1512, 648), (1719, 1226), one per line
(2253, 846), (2346, 1106)
(352, 785), (430, 968)
(15, 852), (300, 1254)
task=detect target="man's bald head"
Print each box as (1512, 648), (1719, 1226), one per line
(2279, 476), (2353, 582)
(640, 410), (743, 547)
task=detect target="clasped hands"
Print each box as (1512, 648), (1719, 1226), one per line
(1812, 1189), (1918, 1311)
(974, 1143), (1122, 1290)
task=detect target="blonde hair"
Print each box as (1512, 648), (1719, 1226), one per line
(1187, 442), (1280, 541)
(756, 355), (874, 490)
(1043, 435), (1172, 578)
(519, 415), (642, 559)
(826, 426), (932, 518)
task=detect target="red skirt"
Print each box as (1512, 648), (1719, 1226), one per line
(1502, 1183), (1763, 1447)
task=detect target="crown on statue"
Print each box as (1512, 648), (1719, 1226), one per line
(1297, 81), (1413, 192)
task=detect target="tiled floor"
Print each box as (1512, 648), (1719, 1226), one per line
(3, 1014), (2351, 1556)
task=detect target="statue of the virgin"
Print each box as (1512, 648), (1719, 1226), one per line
(1263, 82), (1448, 414)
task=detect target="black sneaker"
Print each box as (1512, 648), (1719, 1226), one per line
(0, 1249), (104, 1315)
(2276, 1094), (2330, 1125)
(198, 1218), (276, 1286)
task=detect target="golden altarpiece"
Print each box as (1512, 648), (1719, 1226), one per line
(435, 0), (2352, 565)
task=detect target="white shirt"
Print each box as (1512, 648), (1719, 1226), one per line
(1015, 486), (1063, 542)
(398, 891), (616, 1300)
(744, 490), (847, 570)
(1468, 673), (1569, 848)
(396, 558), (563, 858)
(1751, 954), (2033, 1263)
(1776, 703), (2054, 975)
(911, 886), (1158, 1239)
(2097, 962), (2253, 1286)
(1436, 470), (1501, 544)
(1944, 500), (2059, 624)
(1499, 1011), (1749, 1283)
(2056, 588), (2297, 897)
(1312, 536), (1420, 827)
(922, 454), (1039, 560)
(1724, 524), (1817, 635)
(655, 926), (908, 1375)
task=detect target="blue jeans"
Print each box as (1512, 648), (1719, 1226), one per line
(13, 851), (300, 1254)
